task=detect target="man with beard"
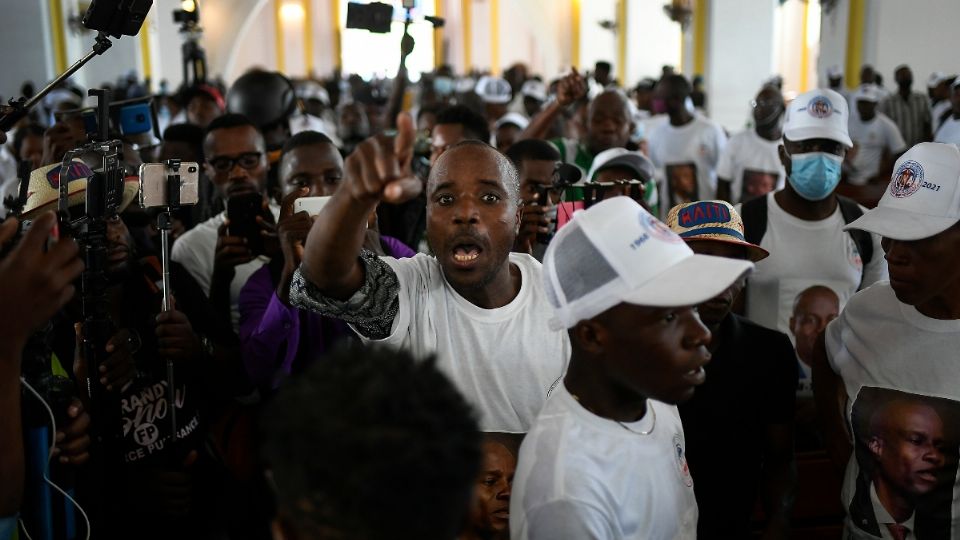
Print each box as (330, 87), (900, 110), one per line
(666, 200), (798, 539)
(814, 143), (960, 539)
(511, 197), (754, 539)
(716, 85), (787, 203)
(290, 114), (569, 433)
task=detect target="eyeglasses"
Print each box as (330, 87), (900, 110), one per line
(208, 152), (262, 173)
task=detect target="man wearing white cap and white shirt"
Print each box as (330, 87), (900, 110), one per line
(826, 65), (853, 106)
(494, 112), (529, 153)
(847, 84), (907, 186)
(517, 79), (548, 118)
(934, 78), (960, 147)
(716, 84), (787, 204)
(510, 196), (753, 540)
(741, 88), (888, 335)
(812, 142), (960, 540)
(928, 72), (955, 134)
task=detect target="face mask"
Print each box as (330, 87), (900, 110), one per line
(434, 76), (454, 96)
(787, 151), (843, 201)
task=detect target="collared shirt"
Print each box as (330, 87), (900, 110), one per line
(870, 482), (916, 540)
(880, 91), (931, 147)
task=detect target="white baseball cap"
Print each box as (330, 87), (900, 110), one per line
(494, 112), (529, 131)
(542, 197), (754, 330)
(928, 72), (952, 89)
(475, 76), (513, 104)
(585, 147), (654, 183)
(520, 80), (547, 102)
(854, 84), (883, 104)
(783, 88), (853, 148)
(845, 143), (960, 241)
(827, 65), (843, 79)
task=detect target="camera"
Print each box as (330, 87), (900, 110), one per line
(346, 2), (394, 33)
(532, 163), (581, 244)
(82, 0), (153, 38)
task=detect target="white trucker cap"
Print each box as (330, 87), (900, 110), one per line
(783, 88), (853, 148)
(542, 197), (754, 330)
(845, 142), (960, 241)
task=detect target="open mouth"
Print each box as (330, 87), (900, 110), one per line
(452, 243), (482, 264)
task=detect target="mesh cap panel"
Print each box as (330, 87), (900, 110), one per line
(553, 225), (620, 303)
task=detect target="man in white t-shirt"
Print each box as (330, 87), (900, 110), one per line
(928, 72), (954, 135)
(511, 197), (754, 540)
(847, 84), (907, 186)
(171, 113), (278, 329)
(291, 115), (569, 433)
(741, 88), (888, 335)
(648, 74), (727, 216)
(716, 85), (786, 204)
(933, 78), (960, 147)
(812, 142), (960, 540)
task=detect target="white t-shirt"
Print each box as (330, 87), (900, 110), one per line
(368, 252), (570, 433)
(932, 100), (952, 134)
(171, 211), (275, 330)
(648, 115), (727, 217)
(746, 193), (888, 334)
(934, 116), (960, 147)
(715, 129), (785, 204)
(826, 282), (960, 540)
(847, 113), (906, 185)
(511, 385), (697, 540)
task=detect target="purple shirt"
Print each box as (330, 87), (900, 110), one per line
(238, 236), (415, 390)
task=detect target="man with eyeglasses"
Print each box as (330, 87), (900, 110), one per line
(740, 89), (888, 335)
(716, 85), (787, 204)
(172, 113), (277, 329)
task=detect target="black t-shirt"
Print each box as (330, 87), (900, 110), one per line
(678, 313), (798, 539)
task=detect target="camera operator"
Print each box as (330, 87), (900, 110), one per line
(17, 161), (220, 538)
(0, 211), (86, 537)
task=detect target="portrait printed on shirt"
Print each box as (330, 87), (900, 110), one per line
(666, 163), (698, 206)
(849, 387), (960, 539)
(741, 169), (778, 203)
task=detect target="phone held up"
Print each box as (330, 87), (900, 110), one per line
(227, 192), (267, 256)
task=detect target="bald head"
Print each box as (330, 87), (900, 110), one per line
(586, 90), (633, 154)
(792, 285), (839, 316)
(428, 141), (520, 206)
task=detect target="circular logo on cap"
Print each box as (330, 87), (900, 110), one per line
(642, 212), (682, 244)
(890, 160), (924, 198)
(807, 96), (834, 119)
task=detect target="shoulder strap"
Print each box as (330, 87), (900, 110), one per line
(740, 195), (769, 246)
(836, 195), (873, 269)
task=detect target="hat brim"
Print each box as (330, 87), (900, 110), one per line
(784, 125), (853, 148)
(619, 254), (754, 308)
(22, 177), (140, 219)
(844, 206), (960, 241)
(681, 236), (769, 262)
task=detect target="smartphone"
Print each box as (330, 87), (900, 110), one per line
(294, 196), (331, 216)
(139, 162), (200, 208)
(227, 192), (265, 255)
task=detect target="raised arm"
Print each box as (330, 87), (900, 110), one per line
(300, 113), (421, 300)
(518, 69), (587, 142)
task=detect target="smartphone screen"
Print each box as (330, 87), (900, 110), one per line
(226, 192), (265, 256)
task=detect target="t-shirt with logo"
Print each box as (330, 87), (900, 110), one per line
(934, 116), (960, 148)
(715, 129), (785, 204)
(745, 192), (888, 335)
(826, 282), (960, 539)
(648, 115), (727, 217)
(847, 112), (907, 185)
(511, 384), (698, 539)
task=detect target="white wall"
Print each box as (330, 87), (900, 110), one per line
(624, 0), (682, 85)
(817, 0), (849, 88)
(870, 0), (960, 93)
(0, 0), (53, 99)
(577, 0), (617, 77)
(706, 0), (777, 131)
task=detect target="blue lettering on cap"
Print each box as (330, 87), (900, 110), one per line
(678, 202), (731, 228)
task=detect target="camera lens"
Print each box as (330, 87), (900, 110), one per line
(188, 166), (197, 173)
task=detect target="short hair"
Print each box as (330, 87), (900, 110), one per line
(504, 138), (561, 168)
(595, 61), (612, 73)
(417, 105), (441, 123)
(435, 104), (490, 144)
(203, 113), (264, 151)
(162, 123), (205, 162)
(662, 74), (692, 98)
(261, 345), (481, 540)
(12, 123), (45, 157)
(431, 140), (520, 205)
(791, 285), (839, 314)
(280, 130), (334, 160)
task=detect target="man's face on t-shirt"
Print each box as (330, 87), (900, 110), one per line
(789, 288), (839, 365)
(868, 401), (946, 504)
(467, 440), (516, 536)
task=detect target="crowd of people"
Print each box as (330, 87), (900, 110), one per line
(2, 36), (960, 540)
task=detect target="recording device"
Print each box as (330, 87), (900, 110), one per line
(83, 0), (153, 38)
(532, 163), (582, 244)
(294, 196), (331, 217)
(140, 162), (200, 207)
(58, 96), (161, 147)
(346, 2), (394, 33)
(227, 192), (267, 256)
(138, 159), (199, 445)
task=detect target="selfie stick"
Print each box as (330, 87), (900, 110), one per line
(158, 159), (181, 442)
(0, 32), (113, 132)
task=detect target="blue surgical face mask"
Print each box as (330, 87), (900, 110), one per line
(434, 76), (454, 96)
(787, 151), (843, 201)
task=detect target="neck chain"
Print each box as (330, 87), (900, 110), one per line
(570, 393), (656, 436)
